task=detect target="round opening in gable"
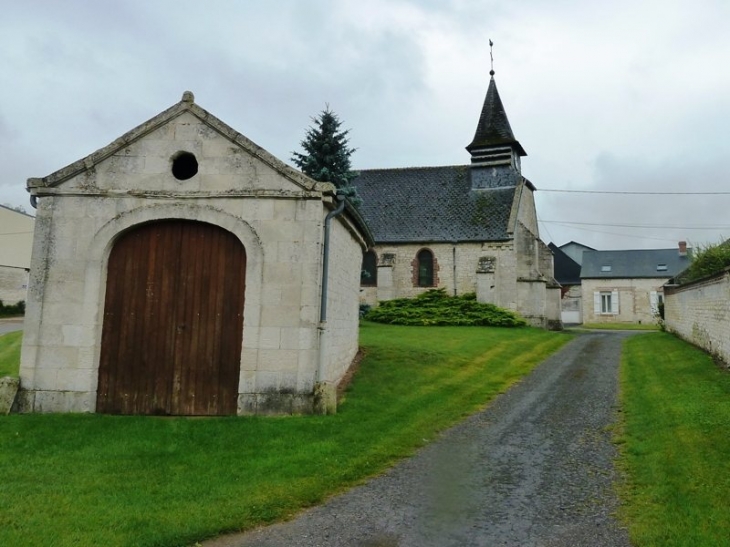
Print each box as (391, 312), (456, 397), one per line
(171, 152), (198, 180)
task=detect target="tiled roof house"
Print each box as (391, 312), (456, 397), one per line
(581, 243), (691, 324)
(353, 72), (562, 328)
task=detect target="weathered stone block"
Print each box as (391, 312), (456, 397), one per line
(0, 377), (19, 414)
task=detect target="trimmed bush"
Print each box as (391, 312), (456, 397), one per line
(365, 289), (527, 327)
(0, 300), (24, 318)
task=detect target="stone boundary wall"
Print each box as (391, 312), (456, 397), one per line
(664, 268), (730, 366)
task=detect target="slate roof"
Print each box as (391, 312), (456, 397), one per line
(351, 165), (518, 243)
(466, 76), (526, 156)
(581, 248), (691, 279)
(548, 243), (582, 285)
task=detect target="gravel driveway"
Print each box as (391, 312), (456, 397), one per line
(205, 332), (635, 547)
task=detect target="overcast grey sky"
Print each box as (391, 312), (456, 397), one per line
(2, 0), (729, 250)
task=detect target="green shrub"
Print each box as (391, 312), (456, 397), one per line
(365, 288), (527, 327)
(0, 300), (24, 317)
(680, 240), (730, 283)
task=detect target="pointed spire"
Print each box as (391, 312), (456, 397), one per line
(467, 40), (526, 171)
(466, 75), (526, 157)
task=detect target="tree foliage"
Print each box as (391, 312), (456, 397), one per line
(292, 106), (362, 206)
(680, 240), (730, 283)
(365, 289), (527, 327)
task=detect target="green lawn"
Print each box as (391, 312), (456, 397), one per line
(0, 323), (570, 547)
(618, 332), (730, 546)
(0, 330), (22, 377)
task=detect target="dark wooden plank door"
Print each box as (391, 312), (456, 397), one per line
(97, 220), (246, 415)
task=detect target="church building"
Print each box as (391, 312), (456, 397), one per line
(353, 71), (562, 328)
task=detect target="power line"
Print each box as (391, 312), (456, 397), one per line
(539, 221), (685, 243)
(536, 214), (555, 242)
(540, 220), (730, 230)
(538, 189), (730, 195)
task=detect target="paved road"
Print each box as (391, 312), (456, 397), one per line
(205, 332), (635, 547)
(0, 319), (23, 336)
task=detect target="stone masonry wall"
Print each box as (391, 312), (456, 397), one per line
(360, 241), (517, 311)
(322, 215), (364, 385)
(664, 270), (730, 366)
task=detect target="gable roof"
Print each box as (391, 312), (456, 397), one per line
(351, 165), (518, 243)
(27, 91), (316, 193)
(548, 242), (582, 285)
(558, 241), (595, 266)
(581, 248), (691, 279)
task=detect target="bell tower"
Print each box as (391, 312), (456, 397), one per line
(466, 42), (526, 189)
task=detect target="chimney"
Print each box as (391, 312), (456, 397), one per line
(678, 241), (687, 256)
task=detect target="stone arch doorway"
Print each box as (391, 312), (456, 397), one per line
(97, 219), (246, 415)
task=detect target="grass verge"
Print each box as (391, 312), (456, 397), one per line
(0, 330), (22, 377)
(618, 332), (730, 546)
(0, 323), (570, 547)
(580, 322), (659, 331)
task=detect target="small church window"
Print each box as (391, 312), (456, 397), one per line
(361, 250), (378, 287)
(417, 249), (434, 287)
(172, 151), (199, 180)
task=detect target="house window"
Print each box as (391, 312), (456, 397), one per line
(417, 249), (434, 287)
(657, 264), (668, 272)
(601, 265), (612, 272)
(594, 290), (619, 315)
(600, 292), (612, 313)
(361, 250), (377, 287)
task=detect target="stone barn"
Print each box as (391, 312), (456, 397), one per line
(18, 91), (372, 416)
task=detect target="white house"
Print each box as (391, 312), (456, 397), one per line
(0, 204), (34, 305)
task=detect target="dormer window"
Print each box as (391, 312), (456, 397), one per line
(601, 265), (612, 272)
(657, 264), (668, 271)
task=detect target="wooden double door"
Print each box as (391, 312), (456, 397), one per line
(97, 220), (246, 415)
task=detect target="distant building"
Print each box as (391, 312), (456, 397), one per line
(353, 72), (562, 329)
(0, 204), (34, 305)
(558, 241), (594, 267)
(581, 242), (691, 324)
(549, 243), (583, 324)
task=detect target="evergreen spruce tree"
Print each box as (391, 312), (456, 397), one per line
(292, 106), (362, 206)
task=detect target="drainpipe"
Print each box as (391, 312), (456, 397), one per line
(315, 192), (346, 414)
(452, 241), (458, 296)
(30, 195), (38, 209)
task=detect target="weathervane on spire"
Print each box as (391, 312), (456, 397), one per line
(489, 39), (495, 76)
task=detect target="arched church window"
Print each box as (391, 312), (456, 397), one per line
(417, 249), (434, 287)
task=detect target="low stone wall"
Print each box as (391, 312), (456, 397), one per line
(664, 268), (730, 366)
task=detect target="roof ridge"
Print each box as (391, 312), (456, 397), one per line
(355, 164), (468, 173)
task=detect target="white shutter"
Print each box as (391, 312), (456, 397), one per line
(650, 291), (658, 315)
(611, 290), (619, 314)
(594, 292), (601, 314)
